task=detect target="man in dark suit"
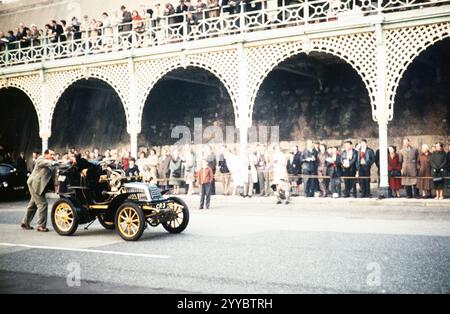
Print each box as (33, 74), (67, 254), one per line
(341, 140), (358, 198)
(21, 149), (57, 232)
(120, 5), (133, 32)
(356, 139), (375, 198)
(51, 20), (65, 43)
(301, 140), (317, 197)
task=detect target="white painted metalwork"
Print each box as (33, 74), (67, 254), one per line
(0, 0), (449, 192)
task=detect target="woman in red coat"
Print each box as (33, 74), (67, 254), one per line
(388, 145), (402, 197)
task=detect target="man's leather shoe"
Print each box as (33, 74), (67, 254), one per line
(20, 223), (33, 230)
(37, 226), (49, 232)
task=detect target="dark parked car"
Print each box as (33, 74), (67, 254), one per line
(0, 163), (29, 200)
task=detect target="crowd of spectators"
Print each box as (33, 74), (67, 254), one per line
(0, 1), (281, 53)
(2, 138), (450, 200)
(1, 0), (425, 54)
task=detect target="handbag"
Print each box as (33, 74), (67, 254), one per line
(390, 170), (401, 177)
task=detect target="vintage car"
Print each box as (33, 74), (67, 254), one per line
(0, 163), (29, 200)
(51, 158), (189, 241)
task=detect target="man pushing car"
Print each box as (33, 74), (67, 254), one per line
(20, 149), (58, 232)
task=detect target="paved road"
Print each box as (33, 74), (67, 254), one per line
(0, 196), (449, 294)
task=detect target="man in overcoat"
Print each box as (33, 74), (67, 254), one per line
(399, 138), (419, 198)
(21, 149), (57, 232)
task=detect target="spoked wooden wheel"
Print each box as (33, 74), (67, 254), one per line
(115, 202), (145, 241)
(51, 199), (79, 235)
(162, 197), (189, 234)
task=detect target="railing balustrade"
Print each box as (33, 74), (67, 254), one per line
(0, 0), (448, 67)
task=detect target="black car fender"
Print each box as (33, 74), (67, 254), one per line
(57, 194), (92, 224)
(103, 192), (137, 222)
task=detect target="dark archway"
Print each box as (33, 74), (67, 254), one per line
(50, 78), (128, 152)
(253, 52), (375, 142)
(390, 39), (450, 137)
(0, 87), (40, 161)
(139, 67), (234, 147)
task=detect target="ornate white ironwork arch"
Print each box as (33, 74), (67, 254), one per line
(135, 49), (240, 130)
(45, 64), (131, 136)
(246, 32), (378, 122)
(385, 22), (450, 121)
(0, 75), (43, 133)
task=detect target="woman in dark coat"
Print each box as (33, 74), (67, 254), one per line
(388, 145), (402, 197)
(430, 142), (447, 200)
(417, 144), (432, 198)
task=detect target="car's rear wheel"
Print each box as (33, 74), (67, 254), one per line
(51, 199), (79, 236)
(98, 214), (115, 230)
(115, 202), (145, 241)
(162, 197), (189, 234)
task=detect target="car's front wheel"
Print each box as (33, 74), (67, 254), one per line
(51, 199), (79, 236)
(115, 202), (145, 241)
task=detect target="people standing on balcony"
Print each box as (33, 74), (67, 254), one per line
(194, 0), (207, 30)
(132, 10), (144, 31)
(120, 5), (133, 32)
(417, 144), (432, 198)
(132, 10), (144, 46)
(19, 29), (32, 49)
(176, 0), (189, 38)
(186, 10), (199, 39)
(6, 30), (17, 50)
(14, 27), (22, 45)
(207, 0), (220, 18)
(164, 3), (177, 39)
(30, 24), (40, 47)
(70, 17), (81, 41)
(399, 138), (420, 199)
(0, 32), (7, 51)
(100, 12), (113, 49)
(356, 139), (375, 198)
(185, 0), (196, 11)
(80, 15), (90, 40)
(60, 20), (71, 42)
(430, 142), (447, 200)
(341, 139), (358, 198)
(51, 20), (66, 43)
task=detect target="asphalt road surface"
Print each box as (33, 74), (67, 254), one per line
(0, 196), (449, 294)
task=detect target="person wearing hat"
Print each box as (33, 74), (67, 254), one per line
(341, 139), (358, 198)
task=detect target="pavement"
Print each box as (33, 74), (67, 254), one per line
(0, 195), (449, 294)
